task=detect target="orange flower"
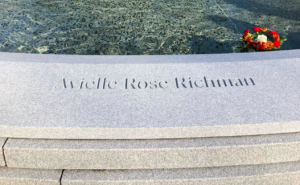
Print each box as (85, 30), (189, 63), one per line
(266, 41), (274, 50)
(243, 34), (252, 41)
(260, 28), (268, 32)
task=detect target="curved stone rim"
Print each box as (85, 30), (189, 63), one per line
(0, 49), (299, 65)
(0, 121), (299, 139)
(0, 50), (299, 139)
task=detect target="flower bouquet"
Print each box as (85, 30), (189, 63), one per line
(240, 27), (287, 52)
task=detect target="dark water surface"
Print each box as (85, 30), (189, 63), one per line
(0, 0), (299, 54)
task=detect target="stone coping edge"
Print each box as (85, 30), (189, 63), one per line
(1, 163), (300, 185)
(61, 172), (300, 185)
(1, 50), (299, 140)
(0, 121), (300, 139)
(0, 49), (299, 64)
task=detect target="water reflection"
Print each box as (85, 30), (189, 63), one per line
(0, 0), (299, 54)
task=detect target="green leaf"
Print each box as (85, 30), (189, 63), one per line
(280, 36), (287, 42)
(238, 42), (246, 48)
(240, 48), (248, 52)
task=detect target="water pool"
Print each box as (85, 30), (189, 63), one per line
(0, 0), (299, 54)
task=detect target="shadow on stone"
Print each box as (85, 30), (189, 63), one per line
(190, 35), (235, 54)
(281, 31), (300, 50)
(221, 0), (300, 22)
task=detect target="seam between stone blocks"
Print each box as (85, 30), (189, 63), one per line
(60, 169), (65, 185)
(2, 138), (8, 166)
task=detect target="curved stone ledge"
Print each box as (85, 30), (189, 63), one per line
(1, 162), (300, 184)
(62, 172), (300, 185)
(1, 49), (299, 64)
(4, 133), (300, 170)
(1, 121), (300, 140)
(62, 161), (300, 185)
(0, 50), (299, 140)
(0, 167), (62, 185)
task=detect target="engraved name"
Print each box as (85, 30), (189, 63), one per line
(62, 77), (255, 90)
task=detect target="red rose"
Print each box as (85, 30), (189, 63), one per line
(273, 40), (281, 47)
(259, 43), (265, 50)
(268, 30), (279, 35)
(244, 30), (250, 35)
(268, 31), (274, 34)
(253, 27), (260, 32)
(252, 41), (258, 48)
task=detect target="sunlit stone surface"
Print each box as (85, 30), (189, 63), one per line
(0, 51), (299, 139)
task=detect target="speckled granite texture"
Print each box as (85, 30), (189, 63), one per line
(1, 162), (300, 184)
(0, 51), (299, 139)
(61, 162), (300, 184)
(0, 0), (299, 54)
(0, 167), (62, 185)
(4, 133), (300, 169)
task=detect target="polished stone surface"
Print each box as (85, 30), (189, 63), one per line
(0, 51), (299, 139)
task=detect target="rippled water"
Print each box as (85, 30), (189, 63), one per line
(0, 0), (299, 54)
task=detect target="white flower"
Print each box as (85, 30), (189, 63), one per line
(257, 35), (267, 44)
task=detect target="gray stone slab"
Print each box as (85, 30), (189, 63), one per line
(0, 167), (61, 185)
(0, 50), (299, 139)
(4, 133), (300, 169)
(62, 162), (300, 184)
(5, 132), (300, 149)
(0, 138), (7, 166)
